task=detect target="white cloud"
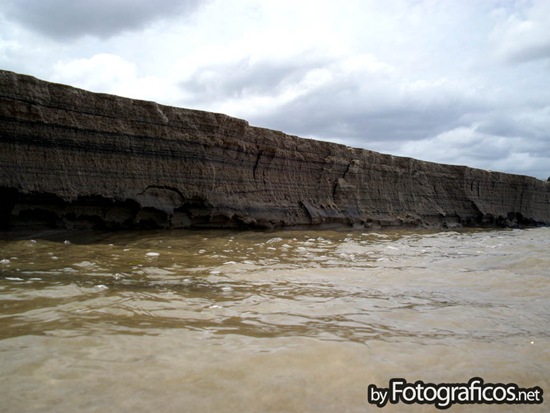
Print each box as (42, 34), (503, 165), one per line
(491, 0), (550, 63)
(51, 53), (179, 104)
(53, 54), (137, 93)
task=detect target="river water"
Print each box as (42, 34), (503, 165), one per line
(1, 227), (548, 412)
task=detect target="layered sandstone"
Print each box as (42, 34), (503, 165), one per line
(1, 70), (549, 230)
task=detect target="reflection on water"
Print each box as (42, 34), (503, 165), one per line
(1, 227), (549, 412)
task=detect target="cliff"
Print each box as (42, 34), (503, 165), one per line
(1, 69), (549, 231)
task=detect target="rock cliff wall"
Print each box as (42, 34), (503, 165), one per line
(1, 70), (549, 230)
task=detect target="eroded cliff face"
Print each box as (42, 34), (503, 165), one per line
(1, 70), (549, 230)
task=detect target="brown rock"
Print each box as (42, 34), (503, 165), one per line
(1, 70), (549, 230)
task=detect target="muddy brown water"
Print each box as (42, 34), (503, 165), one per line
(1, 227), (548, 412)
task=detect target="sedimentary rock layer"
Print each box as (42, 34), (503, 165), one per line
(1, 69), (549, 230)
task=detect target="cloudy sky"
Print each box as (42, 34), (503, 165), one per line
(1, 0), (549, 179)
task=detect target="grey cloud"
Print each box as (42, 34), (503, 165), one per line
(179, 56), (331, 104)
(504, 41), (550, 64)
(475, 105), (550, 162)
(2, 0), (202, 40)
(250, 82), (483, 145)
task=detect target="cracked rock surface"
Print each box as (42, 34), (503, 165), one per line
(1, 70), (549, 230)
